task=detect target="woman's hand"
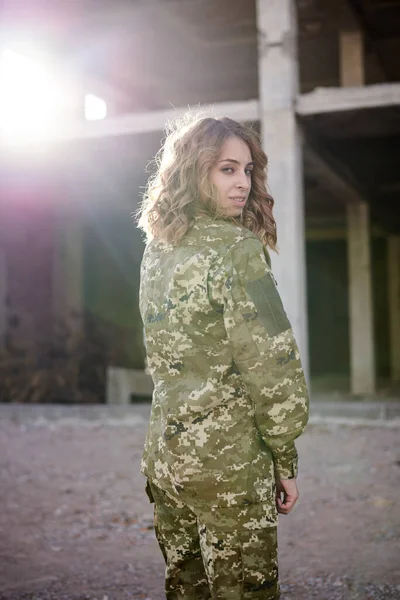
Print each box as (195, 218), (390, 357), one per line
(275, 478), (299, 515)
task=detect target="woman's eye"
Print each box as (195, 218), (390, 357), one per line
(221, 167), (253, 175)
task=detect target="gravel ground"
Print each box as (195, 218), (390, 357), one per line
(0, 409), (399, 600)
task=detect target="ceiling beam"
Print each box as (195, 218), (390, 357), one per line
(30, 99), (260, 143)
(29, 80), (400, 143)
(297, 82), (400, 114)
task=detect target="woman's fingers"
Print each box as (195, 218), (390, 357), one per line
(275, 479), (299, 515)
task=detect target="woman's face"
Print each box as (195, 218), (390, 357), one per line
(209, 136), (253, 217)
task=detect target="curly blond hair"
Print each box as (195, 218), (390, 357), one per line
(136, 113), (277, 250)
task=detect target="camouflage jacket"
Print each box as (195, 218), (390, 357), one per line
(139, 215), (309, 516)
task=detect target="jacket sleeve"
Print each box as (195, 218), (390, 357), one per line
(209, 236), (309, 480)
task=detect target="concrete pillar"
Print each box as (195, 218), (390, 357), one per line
(339, 29), (365, 87)
(256, 0), (309, 378)
(347, 202), (375, 394)
(388, 236), (400, 382)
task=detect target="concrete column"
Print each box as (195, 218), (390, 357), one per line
(52, 206), (84, 331)
(339, 29), (365, 87)
(347, 202), (375, 394)
(256, 0), (309, 378)
(388, 236), (400, 382)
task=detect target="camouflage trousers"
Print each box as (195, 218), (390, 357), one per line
(146, 480), (280, 600)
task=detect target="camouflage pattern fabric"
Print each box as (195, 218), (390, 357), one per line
(147, 480), (280, 599)
(139, 214), (309, 520)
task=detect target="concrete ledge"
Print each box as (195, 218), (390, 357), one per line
(1, 400), (400, 427)
(106, 367), (153, 404)
(0, 403), (151, 426)
(297, 83), (400, 115)
(310, 400), (400, 421)
(29, 99), (261, 142)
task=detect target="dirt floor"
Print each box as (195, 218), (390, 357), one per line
(0, 408), (400, 600)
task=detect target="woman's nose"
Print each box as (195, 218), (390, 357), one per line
(236, 173), (249, 190)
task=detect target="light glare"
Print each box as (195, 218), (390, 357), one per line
(85, 94), (107, 121)
(0, 49), (74, 146)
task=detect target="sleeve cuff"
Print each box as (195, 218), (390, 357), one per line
(273, 443), (299, 480)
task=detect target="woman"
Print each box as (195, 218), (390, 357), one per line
(137, 114), (309, 600)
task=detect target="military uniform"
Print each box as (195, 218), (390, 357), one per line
(139, 214), (309, 599)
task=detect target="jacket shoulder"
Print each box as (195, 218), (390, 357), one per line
(186, 216), (259, 251)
